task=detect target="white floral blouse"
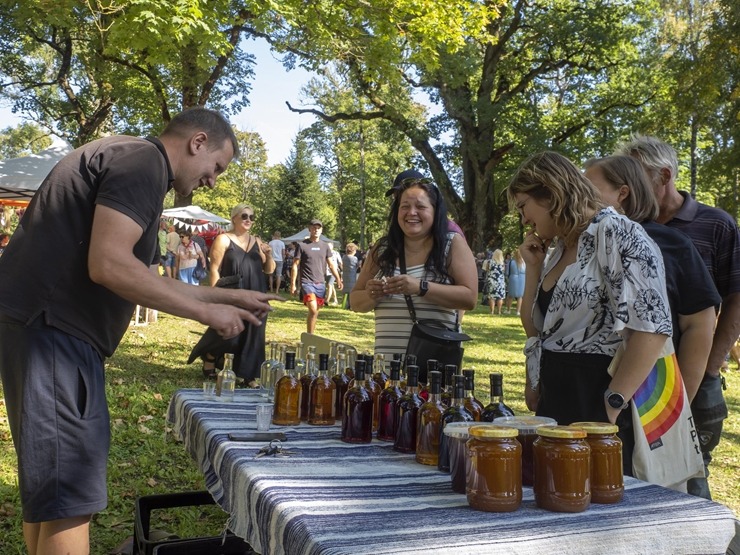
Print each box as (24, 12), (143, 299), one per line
(525, 207), (672, 388)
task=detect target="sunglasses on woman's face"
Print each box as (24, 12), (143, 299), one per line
(240, 213), (256, 221)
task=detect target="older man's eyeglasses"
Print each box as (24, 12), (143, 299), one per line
(240, 213), (256, 221)
(385, 177), (437, 198)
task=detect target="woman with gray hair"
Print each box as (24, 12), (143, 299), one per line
(193, 203), (275, 384)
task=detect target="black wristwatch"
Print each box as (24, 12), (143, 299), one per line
(418, 280), (429, 297)
(604, 389), (629, 410)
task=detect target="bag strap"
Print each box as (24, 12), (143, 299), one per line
(400, 233), (459, 329)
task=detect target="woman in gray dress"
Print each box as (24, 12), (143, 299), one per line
(341, 243), (359, 309)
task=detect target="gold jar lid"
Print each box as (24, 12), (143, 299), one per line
(470, 425), (519, 439)
(570, 422), (619, 435)
(536, 425), (587, 439)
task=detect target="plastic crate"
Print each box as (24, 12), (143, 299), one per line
(133, 491), (252, 555)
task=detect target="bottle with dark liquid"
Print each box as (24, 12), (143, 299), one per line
(416, 370), (445, 465)
(372, 352), (388, 389)
(438, 375), (474, 472)
(481, 373), (515, 422)
(299, 350), (317, 421)
(441, 364), (457, 407)
(341, 360), (373, 443)
(331, 351), (350, 420)
(377, 359), (403, 441)
(400, 353), (414, 389)
(272, 351), (301, 425)
(393, 365), (423, 453)
(419, 359), (437, 402)
(462, 368), (484, 421)
(308, 353), (336, 425)
(350, 355), (381, 432)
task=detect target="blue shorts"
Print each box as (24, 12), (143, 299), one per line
(301, 282), (326, 307)
(0, 315), (110, 522)
(164, 251), (176, 268)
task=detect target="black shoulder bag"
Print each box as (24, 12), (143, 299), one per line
(400, 241), (471, 377)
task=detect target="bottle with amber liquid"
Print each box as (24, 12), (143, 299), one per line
(372, 352), (388, 389)
(331, 351), (350, 420)
(393, 365), (423, 453)
(481, 373), (515, 422)
(308, 353), (335, 425)
(462, 368), (484, 421)
(377, 359), (403, 441)
(439, 375), (474, 472)
(416, 370), (445, 465)
(441, 364), (457, 407)
(418, 359), (437, 402)
(299, 350), (317, 421)
(272, 351), (301, 425)
(341, 359), (373, 443)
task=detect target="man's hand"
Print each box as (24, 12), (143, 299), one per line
(207, 291), (283, 337)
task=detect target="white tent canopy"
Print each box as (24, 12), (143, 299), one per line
(284, 228), (339, 247)
(0, 142), (73, 202)
(161, 205), (230, 232)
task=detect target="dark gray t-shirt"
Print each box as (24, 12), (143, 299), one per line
(0, 136), (172, 357)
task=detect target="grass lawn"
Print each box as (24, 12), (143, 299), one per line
(1, 294), (738, 554)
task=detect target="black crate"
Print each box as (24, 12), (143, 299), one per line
(133, 491), (252, 555)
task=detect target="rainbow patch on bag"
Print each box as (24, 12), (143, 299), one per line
(632, 353), (684, 446)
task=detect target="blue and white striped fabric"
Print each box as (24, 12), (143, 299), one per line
(167, 389), (737, 555)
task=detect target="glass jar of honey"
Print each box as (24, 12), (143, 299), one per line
(570, 422), (623, 504)
(466, 425), (522, 512)
(493, 415), (556, 486)
(533, 426), (591, 513)
(443, 422), (477, 494)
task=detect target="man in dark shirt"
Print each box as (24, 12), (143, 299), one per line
(290, 219), (342, 333)
(0, 107), (279, 554)
(618, 136), (740, 500)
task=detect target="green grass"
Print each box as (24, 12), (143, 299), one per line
(1, 294), (738, 554)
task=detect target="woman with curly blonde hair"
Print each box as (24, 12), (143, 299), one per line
(507, 151), (672, 477)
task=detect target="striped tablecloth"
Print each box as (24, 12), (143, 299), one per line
(167, 389), (737, 555)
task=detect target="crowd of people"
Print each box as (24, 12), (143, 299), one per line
(0, 104), (738, 555)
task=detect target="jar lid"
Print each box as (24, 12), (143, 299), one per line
(469, 425), (519, 439)
(443, 422), (477, 439)
(492, 415), (557, 434)
(536, 425), (587, 439)
(570, 422), (619, 434)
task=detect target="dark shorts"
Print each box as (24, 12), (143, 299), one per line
(301, 282), (326, 307)
(0, 315), (110, 522)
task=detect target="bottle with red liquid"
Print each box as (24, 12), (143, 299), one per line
(377, 359), (403, 441)
(350, 355), (381, 432)
(441, 364), (457, 407)
(419, 359), (438, 402)
(299, 350), (317, 421)
(341, 359), (373, 443)
(481, 373), (515, 422)
(308, 353), (336, 425)
(416, 370), (445, 465)
(331, 351), (350, 420)
(393, 364), (423, 453)
(438, 375), (474, 472)
(462, 368), (484, 421)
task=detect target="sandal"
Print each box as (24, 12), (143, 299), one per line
(202, 354), (217, 379)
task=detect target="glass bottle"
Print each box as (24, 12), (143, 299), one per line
(401, 354), (416, 390)
(294, 341), (306, 377)
(308, 353), (336, 425)
(393, 365), (423, 453)
(441, 364), (457, 407)
(350, 355), (381, 432)
(341, 359), (373, 443)
(215, 353), (236, 402)
(345, 348), (357, 377)
(481, 373), (515, 422)
(268, 344), (287, 401)
(416, 370), (445, 465)
(258, 341), (278, 398)
(377, 359), (403, 442)
(439, 375), (474, 472)
(299, 350), (317, 421)
(272, 351), (301, 426)
(331, 351), (351, 420)
(372, 352), (388, 389)
(419, 359), (438, 402)
(462, 368), (484, 422)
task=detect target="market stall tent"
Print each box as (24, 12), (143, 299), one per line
(284, 228), (340, 247)
(0, 142), (72, 205)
